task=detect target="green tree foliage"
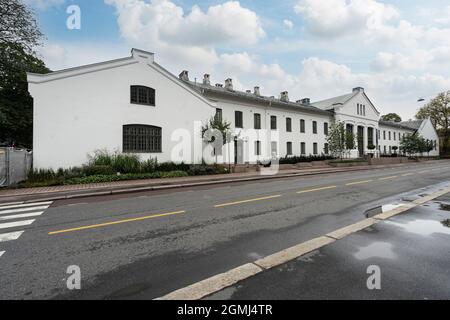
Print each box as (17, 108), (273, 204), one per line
(400, 134), (429, 156)
(326, 121), (356, 159)
(1, 0), (43, 53)
(0, 43), (49, 147)
(0, 0), (49, 147)
(381, 113), (402, 122)
(416, 91), (450, 155)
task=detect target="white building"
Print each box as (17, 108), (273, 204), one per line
(27, 49), (440, 170)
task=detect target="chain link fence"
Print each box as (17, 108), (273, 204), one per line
(0, 148), (33, 187)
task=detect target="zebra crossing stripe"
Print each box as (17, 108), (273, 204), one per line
(0, 212), (44, 221)
(0, 201), (52, 210)
(0, 219), (35, 230)
(0, 206), (50, 215)
(0, 251), (4, 258)
(0, 231), (24, 242)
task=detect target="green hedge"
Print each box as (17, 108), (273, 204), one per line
(64, 171), (189, 185)
(278, 154), (334, 164)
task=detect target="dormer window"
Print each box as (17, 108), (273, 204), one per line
(130, 85), (155, 106)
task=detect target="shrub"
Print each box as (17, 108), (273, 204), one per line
(82, 165), (115, 176)
(156, 161), (190, 172)
(112, 153), (141, 173)
(88, 150), (141, 174)
(64, 171), (188, 185)
(278, 154), (334, 165)
(187, 163), (227, 175)
(140, 158), (157, 173)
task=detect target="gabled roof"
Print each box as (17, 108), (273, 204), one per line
(186, 81), (333, 116)
(399, 119), (424, 130)
(379, 120), (420, 131)
(311, 92), (357, 110)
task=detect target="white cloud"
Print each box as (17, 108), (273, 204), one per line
(23, 0), (65, 10)
(294, 0), (398, 38)
(283, 19), (294, 29)
(104, 0), (265, 71)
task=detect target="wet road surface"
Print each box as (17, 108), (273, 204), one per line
(206, 193), (450, 300)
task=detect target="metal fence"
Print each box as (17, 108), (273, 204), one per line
(0, 148), (33, 187)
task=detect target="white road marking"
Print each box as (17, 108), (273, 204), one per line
(0, 251), (4, 258)
(0, 231), (24, 242)
(0, 212), (43, 221)
(0, 219), (35, 230)
(0, 201), (52, 210)
(0, 205), (50, 215)
(0, 201), (24, 207)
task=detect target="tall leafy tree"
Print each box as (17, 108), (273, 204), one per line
(381, 113), (402, 122)
(0, 0), (49, 148)
(326, 121), (356, 159)
(416, 91), (450, 155)
(0, 0), (43, 53)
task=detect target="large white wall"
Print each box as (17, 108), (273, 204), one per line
(29, 52), (215, 170)
(216, 99), (332, 163)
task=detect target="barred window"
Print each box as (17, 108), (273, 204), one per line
(123, 125), (161, 153)
(130, 86), (155, 106)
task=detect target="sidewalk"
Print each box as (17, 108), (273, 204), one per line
(0, 160), (445, 203)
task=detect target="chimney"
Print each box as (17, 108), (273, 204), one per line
(254, 86), (261, 96)
(225, 78), (233, 91)
(179, 70), (189, 82)
(352, 87), (364, 93)
(299, 98), (310, 105)
(215, 83), (223, 88)
(203, 74), (210, 85)
(280, 91), (289, 102)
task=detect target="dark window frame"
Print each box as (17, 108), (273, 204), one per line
(324, 122), (329, 135)
(300, 119), (305, 133)
(254, 113), (261, 129)
(271, 116), (277, 130)
(313, 142), (318, 155)
(215, 108), (223, 122)
(286, 141), (292, 155)
(286, 117), (292, 132)
(312, 121), (317, 134)
(235, 111), (243, 128)
(123, 124), (162, 153)
(130, 85), (155, 106)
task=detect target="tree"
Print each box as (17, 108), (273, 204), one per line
(400, 134), (427, 157)
(326, 121), (356, 159)
(0, 1), (49, 148)
(201, 117), (233, 163)
(0, 0), (43, 53)
(0, 43), (49, 148)
(381, 113), (402, 122)
(416, 91), (450, 155)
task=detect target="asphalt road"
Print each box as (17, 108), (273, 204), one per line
(0, 161), (449, 300)
(206, 193), (450, 300)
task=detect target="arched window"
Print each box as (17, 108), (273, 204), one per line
(123, 125), (161, 153)
(130, 85), (155, 106)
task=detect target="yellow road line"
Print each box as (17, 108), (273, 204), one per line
(214, 195), (282, 208)
(345, 180), (373, 186)
(379, 175), (398, 180)
(48, 210), (185, 235)
(297, 185), (337, 194)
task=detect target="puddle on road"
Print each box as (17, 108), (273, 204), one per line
(386, 219), (450, 236)
(354, 242), (396, 260)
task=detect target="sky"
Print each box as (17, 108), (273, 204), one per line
(24, 0), (450, 120)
